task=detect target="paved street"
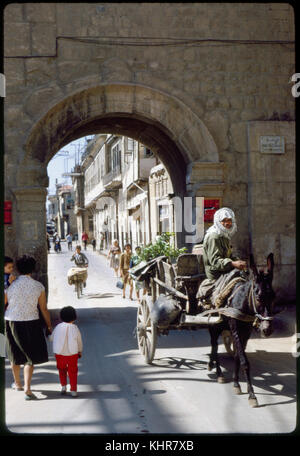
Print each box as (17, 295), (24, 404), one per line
(4, 242), (297, 435)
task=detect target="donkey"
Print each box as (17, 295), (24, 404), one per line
(207, 253), (275, 407)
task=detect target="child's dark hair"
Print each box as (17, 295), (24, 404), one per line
(4, 256), (13, 266)
(16, 255), (36, 274)
(60, 306), (77, 323)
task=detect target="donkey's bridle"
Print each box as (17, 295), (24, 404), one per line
(249, 280), (274, 322)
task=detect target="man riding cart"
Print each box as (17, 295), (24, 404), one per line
(196, 207), (247, 310)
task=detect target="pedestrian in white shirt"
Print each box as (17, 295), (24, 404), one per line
(52, 306), (83, 397)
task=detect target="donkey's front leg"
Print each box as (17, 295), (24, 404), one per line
(228, 319), (258, 407)
(232, 350), (242, 395)
(208, 325), (225, 383)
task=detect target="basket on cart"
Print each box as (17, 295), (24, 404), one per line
(67, 267), (88, 285)
(67, 267), (88, 298)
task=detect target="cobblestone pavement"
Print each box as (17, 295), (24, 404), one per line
(4, 242), (297, 435)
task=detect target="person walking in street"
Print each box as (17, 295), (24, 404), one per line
(120, 243), (134, 300)
(53, 232), (61, 253)
(107, 239), (121, 277)
(66, 233), (73, 251)
(129, 246), (146, 302)
(4, 255), (52, 400)
(52, 306), (83, 397)
(91, 238), (96, 251)
(81, 231), (89, 250)
(4, 256), (16, 291)
(100, 232), (105, 250)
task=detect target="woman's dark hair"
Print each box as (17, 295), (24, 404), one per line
(4, 256), (13, 266)
(60, 306), (77, 323)
(16, 255), (36, 274)
(124, 243), (132, 249)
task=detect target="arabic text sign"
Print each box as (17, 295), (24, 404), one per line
(260, 136), (285, 154)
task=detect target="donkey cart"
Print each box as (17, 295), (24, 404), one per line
(131, 253), (234, 365)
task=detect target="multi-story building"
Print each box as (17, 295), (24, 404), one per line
(47, 183), (77, 239)
(72, 134), (158, 251)
(148, 163), (174, 239)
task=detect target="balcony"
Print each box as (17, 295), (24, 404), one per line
(103, 165), (122, 190)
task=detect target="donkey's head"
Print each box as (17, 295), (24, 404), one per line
(250, 253), (275, 337)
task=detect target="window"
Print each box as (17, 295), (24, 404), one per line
(158, 204), (169, 233)
(112, 144), (121, 171)
(66, 198), (74, 210)
(88, 216), (94, 232)
(125, 138), (134, 164)
(127, 138), (134, 151)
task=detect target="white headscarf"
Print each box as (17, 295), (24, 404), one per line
(204, 207), (237, 241)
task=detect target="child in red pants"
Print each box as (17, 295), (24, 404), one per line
(52, 306), (83, 397)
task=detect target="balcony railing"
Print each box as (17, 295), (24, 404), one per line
(103, 165), (122, 189)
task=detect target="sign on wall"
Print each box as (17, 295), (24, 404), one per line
(204, 199), (220, 223)
(4, 201), (12, 224)
(259, 136), (285, 154)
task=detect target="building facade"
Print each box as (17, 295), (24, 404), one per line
(4, 3), (295, 301)
(47, 184), (77, 239)
(73, 134), (158, 252)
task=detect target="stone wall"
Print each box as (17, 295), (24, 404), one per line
(4, 3), (295, 300)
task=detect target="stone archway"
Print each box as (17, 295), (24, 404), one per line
(8, 83), (221, 289)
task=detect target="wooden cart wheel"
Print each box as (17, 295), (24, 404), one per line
(222, 329), (235, 356)
(137, 298), (157, 364)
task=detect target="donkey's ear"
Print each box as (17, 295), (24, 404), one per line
(250, 254), (258, 277)
(267, 253), (274, 278)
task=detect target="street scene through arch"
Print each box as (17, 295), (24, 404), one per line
(3, 3), (296, 435)
(11, 83), (217, 292)
(46, 131), (195, 260)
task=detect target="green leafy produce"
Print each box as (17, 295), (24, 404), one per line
(137, 233), (187, 263)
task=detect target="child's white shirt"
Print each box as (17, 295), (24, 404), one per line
(52, 322), (83, 356)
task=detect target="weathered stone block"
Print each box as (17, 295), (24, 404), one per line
(4, 3), (24, 22)
(4, 105), (33, 131)
(187, 162), (225, 185)
(204, 111), (229, 151)
(26, 3), (56, 22)
(5, 22), (30, 57)
(280, 234), (296, 265)
(252, 205), (295, 235)
(25, 57), (56, 84)
(4, 59), (26, 93)
(24, 85), (65, 119)
(223, 183), (248, 206)
(241, 109), (266, 121)
(229, 122), (247, 153)
(31, 23), (57, 56)
(58, 61), (99, 83)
